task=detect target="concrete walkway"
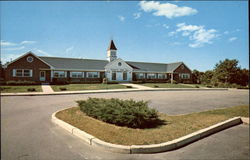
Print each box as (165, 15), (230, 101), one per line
(41, 84), (54, 93)
(120, 83), (152, 89)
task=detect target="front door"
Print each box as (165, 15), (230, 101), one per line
(116, 71), (123, 81)
(40, 71), (46, 81)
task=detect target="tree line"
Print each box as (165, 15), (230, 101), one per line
(192, 59), (249, 88)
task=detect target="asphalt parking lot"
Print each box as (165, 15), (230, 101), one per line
(1, 90), (249, 160)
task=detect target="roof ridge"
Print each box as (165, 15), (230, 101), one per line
(38, 56), (108, 61)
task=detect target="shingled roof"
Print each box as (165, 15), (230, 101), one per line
(107, 40), (117, 50)
(39, 56), (108, 71)
(39, 56), (184, 73)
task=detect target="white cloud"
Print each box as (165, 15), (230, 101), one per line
(65, 46), (74, 53)
(139, 1), (198, 19)
(1, 40), (37, 46)
(118, 15), (125, 22)
(168, 31), (177, 36)
(133, 12), (141, 19)
(189, 28), (218, 48)
(172, 23), (218, 48)
(0, 40), (17, 46)
(228, 37), (237, 42)
(162, 24), (169, 29)
(34, 49), (51, 56)
(1, 46), (25, 51)
(20, 41), (37, 45)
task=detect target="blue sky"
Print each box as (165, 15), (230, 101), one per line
(0, 1), (248, 71)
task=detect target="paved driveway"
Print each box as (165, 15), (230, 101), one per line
(1, 90), (249, 160)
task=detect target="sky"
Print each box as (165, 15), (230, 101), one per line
(0, 1), (248, 71)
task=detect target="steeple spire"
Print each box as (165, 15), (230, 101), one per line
(107, 40), (117, 62)
(107, 40), (117, 51)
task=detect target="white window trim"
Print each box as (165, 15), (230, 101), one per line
(87, 72), (100, 78)
(180, 73), (190, 79)
(70, 72), (84, 78)
(158, 73), (166, 79)
(53, 71), (67, 78)
(12, 69), (33, 77)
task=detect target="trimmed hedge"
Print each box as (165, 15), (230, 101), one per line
(77, 98), (163, 129)
(6, 80), (39, 85)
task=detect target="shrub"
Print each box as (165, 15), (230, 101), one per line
(107, 81), (119, 84)
(77, 98), (163, 129)
(27, 88), (36, 92)
(131, 80), (144, 84)
(52, 78), (69, 85)
(154, 85), (159, 88)
(126, 86), (133, 88)
(207, 85), (212, 88)
(60, 87), (67, 91)
(195, 85), (200, 88)
(6, 80), (38, 85)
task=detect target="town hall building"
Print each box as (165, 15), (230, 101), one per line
(2, 40), (192, 84)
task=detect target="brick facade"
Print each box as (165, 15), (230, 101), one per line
(4, 53), (51, 83)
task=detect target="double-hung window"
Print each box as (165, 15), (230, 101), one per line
(158, 73), (166, 79)
(147, 73), (156, 79)
(87, 72), (99, 78)
(180, 73), (190, 79)
(13, 69), (32, 77)
(136, 73), (145, 79)
(54, 71), (66, 78)
(70, 72), (83, 78)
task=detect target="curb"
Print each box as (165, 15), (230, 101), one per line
(51, 108), (244, 154)
(1, 88), (228, 97)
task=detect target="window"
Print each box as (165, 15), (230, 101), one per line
(118, 62), (122, 66)
(23, 70), (31, 77)
(13, 69), (32, 77)
(112, 72), (116, 80)
(54, 71), (66, 78)
(123, 72), (127, 80)
(180, 73), (190, 79)
(26, 56), (34, 63)
(158, 73), (166, 79)
(147, 73), (156, 79)
(87, 72), (99, 78)
(16, 69), (23, 77)
(70, 72), (83, 78)
(136, 73), (145, 79)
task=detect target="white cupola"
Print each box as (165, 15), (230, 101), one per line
(107, 40), (117, 62)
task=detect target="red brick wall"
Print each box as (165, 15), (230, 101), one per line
(174, 63), (192, 82)
(5, 53), (51, 82)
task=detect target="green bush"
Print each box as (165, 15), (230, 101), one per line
(27, 88), (36, 92)
(6, 80), (38, 85)
(59, 87), (67, 91)
(77, 98), (163, 129)
(107, 81), (119, 84)
(154, 85), (159, 88)
(126, 86), (133, 88)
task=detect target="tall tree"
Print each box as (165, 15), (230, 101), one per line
(212, 59), (240, 84)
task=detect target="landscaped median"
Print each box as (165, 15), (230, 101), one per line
(51, 99), (249, 154)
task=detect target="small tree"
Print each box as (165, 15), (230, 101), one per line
(200, 70), (214, 84)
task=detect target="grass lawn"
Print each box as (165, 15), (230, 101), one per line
(0, 85), (42, 93)
(56, 105), (249, 145)
(51, 84), (131, 92)
(141, 83), (195, 88)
